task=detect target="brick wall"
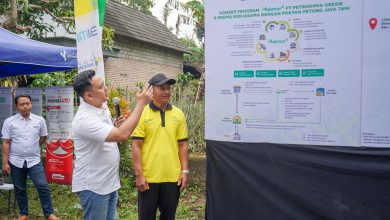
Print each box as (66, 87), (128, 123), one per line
(105, 36), (184, 89)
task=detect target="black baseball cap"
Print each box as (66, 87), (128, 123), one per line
(148, 73), (176, 86)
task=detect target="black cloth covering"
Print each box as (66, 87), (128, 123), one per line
(206, 140), (390, 220)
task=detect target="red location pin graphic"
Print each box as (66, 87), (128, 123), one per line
(369, 18), (378, 30)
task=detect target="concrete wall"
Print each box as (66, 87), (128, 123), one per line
(105, 36), (184, 89)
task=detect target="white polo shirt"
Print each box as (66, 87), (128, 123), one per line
(1, 113), (48, 168)
(72, 102), (120, 195)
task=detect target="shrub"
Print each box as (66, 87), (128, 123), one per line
(107, 75), (206, 153)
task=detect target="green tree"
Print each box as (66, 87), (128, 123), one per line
(165, 0), (205, 103)
(0, 0), (74, 38)
(28, 70), (77, 88)
(0, 0), (155, 88)
(164, 0), (204, 44)
(0, 0), (151, 40)
(180, 37), (204, 63)
(0, 76), (26, 88)
(118, 0), (154, 15)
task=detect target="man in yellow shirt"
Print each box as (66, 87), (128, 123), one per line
(132, 73), (189, 220)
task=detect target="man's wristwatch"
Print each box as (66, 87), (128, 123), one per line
(181, 169), (190, 174)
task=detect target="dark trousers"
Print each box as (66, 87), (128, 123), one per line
(138, 182), (180, 220)
(10, 161), (54, 217)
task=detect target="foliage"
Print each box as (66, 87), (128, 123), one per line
(165, 0), (204, 44)
(180, 37), (204, 63)
(0, 0), (74, 38)
(172, 75), (205, 153)
(176, 72), (194, 85)
(102, 26), (116, 51)
(107, 77), (206, 153)
(0, 1), (8, 14)
(106, 86), (132, 118)
(135, 81), (145, 90)
(174, 72), (195, 105)
(118, 0), (154, 15)
(0, 0), (146, 50)
(1, 0), (154, 37)
(28, 70), (77, 88)
(0, 76), (26, 88)
(166, 1), (205, 104)
(183, 0), (204, 42)
(0, 80), (206, 219)
(162, 2), (172, 26)
(177, 100), (205, 153)
(0, 154), (206, 219)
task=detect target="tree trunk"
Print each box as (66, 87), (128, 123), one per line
(3, 0), (18, 31)
(194, 45), (205, 104)
(194, 64), (204, 104)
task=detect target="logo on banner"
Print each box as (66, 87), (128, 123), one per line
(78, 56), (102, 72)
(76, 25), (98, 42)
(60, 50), (77, 62)
(47, 98), (71, 103)
(52, 174), (65, 180)
(47, 140), (73, 159)
(255, 20), (300, 62)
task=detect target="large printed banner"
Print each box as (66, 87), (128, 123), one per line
(360, 1), (390, 148)
(206, 141), (390, 220)
(74, 0), (106, 78)
(205, 0), (390, 147)
(45, 87), (74, 185)
(0, 87), (12, 132)
(15, 88), (43, 116)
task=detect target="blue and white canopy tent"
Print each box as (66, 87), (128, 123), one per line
(0, 27), (77, 78)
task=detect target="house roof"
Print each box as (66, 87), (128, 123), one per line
(105, 0), (189, 53)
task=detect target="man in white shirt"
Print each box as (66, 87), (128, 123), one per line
(72, 70), (152, 220)
(1, 95), (60, 220)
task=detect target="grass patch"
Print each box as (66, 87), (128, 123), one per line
(0, 154), (206, 220)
